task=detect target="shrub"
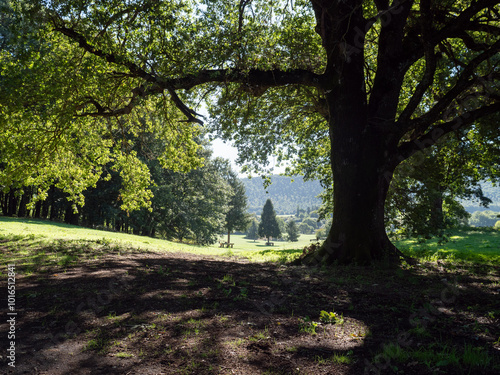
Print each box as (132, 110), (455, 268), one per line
(494, 220), (500, 231)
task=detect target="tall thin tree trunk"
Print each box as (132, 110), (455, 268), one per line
(7, 189), (18, 217)
(18, 188), (31, 218)
(429, 188), (444, 232)
(34, 199), (42, 218)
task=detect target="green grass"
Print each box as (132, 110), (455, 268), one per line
(1, 217), (499, 269)
(374, 341), (496, 372)
(395, 228), (500, 264)
(0, 217), (310, 270)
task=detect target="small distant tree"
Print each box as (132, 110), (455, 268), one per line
(286, 220), (300, 242)
(246, 219), (259, 241)
(258, 199), (281, 243)
(315, 228), (326, 240)
(495, 221), (500, 231)
(299, 222), (314, 235)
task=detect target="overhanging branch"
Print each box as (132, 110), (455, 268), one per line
(397, 102), (500, 160)
(54, 23), (323, 123)
(402, 0), (499, 66)
(162, 69), (323, 91)
(397, 2), (438, 126)
(397, 38), (500, 134)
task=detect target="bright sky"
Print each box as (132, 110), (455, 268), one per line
(209, 138), (287, 177)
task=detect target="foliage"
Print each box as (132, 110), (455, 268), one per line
(299, 222), (314, 235)
(286, 220), (300, 242)
(214, 158), (252, 242)
(298, 316), (318, 335)
(386, 127), (500, 238)
(245, 219), (259, 241)
(135, 146), (233, 245)
(0, 0), (203, 211)
(319, 310), (344, 325)
(469, 210), (500, 227)
(258, 199), (281, 242)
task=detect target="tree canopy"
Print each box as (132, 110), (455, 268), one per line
(1, 0), (499, 264)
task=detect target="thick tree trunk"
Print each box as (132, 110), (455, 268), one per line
(299, 31), (403, 264)
(297, 1), (410, 266)
(41, 197), (50, 219)
(300, 126), (402, 265)
(303, 145), (402, 265)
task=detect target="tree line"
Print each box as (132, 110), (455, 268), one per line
(0, 138), (250, 245)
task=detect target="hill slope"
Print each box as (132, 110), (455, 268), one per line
(241, 175), (323, 215)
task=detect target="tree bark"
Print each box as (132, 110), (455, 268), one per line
(64, 204), (79, 225)
(34, 199), (42, 218)
(17, 188), (31, 218)
(7, 189), (18, 217)
(300, 113), (403, 265)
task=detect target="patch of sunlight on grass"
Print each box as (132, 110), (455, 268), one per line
(0, 217), (309, 267)
(396, 228), (500, 264)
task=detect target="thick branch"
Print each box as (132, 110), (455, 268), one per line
(398, 102), (500, 160)
(430, 0), (500, 45)
(54, 23), (323, 122)
(163, 69), (323, 91)
(166, 87), (204, 125)
(397, 38), (500, 134)
(367, 0), (414, 124)
(373, 0), (389, 12)
(396, 0), (436, 125)
(457, 31), (493, 51)
(403, 0), (500, 62)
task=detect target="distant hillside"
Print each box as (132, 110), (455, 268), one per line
(241, 177), (500, 216)
(241, 175), (323, 215)
(462, 181), (500, 213)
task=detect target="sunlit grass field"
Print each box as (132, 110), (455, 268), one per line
(1, 217), (499, 275)
(0, 217), (313, 272)
(395, 228), (500, 264)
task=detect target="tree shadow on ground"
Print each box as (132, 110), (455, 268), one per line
(2, 245), (499, 375)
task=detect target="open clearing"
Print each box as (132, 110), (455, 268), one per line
(1, 218), (499, 374)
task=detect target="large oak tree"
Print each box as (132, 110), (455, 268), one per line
(1, 0), (499, 264)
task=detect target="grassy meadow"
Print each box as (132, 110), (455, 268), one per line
(0, 217), (317, 274)
(1, 217), (499, 273)
(395, 228), (500, 265)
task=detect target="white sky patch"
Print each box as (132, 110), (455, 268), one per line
(209, 138), (288, 177)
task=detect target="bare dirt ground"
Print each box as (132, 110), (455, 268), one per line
(1, 248), (499, 374)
